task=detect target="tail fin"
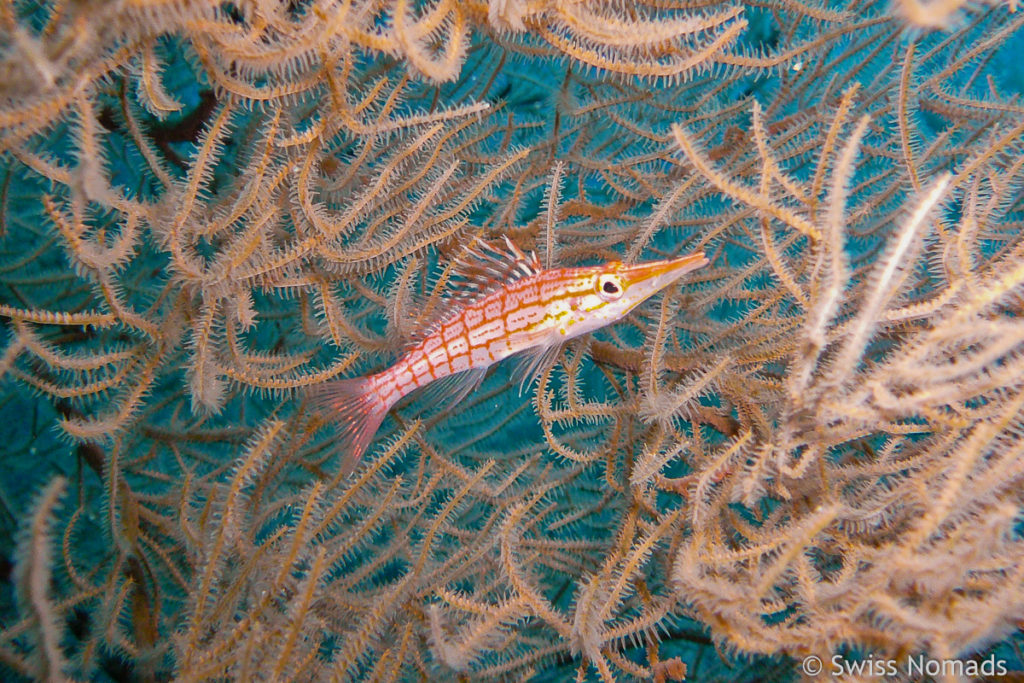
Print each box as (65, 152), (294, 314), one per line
(310, 376), (390, 476)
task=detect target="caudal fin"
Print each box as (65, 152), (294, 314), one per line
(310, 376), (390, 476)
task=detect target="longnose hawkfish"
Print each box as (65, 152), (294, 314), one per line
(314, 236), (708, 473)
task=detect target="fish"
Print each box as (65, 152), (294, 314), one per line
(313, 236), (708, 473)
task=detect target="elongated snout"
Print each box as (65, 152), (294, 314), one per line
(618, 251), (708, 297)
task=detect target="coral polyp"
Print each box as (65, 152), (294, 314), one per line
(1, 1), (1023, 680)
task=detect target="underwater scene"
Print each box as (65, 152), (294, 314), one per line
(1, 1), (1024, 681)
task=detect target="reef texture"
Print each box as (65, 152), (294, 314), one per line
(1, 0), (1023, 680)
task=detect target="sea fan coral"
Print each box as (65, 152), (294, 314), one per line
(1, 1), (1023, 681)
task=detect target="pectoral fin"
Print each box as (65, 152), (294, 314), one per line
(510, 342), (563, 394)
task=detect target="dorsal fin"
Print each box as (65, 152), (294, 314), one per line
(447, 235), (542, 304)
(407, 236), (542, 344)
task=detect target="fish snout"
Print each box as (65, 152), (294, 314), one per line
(619, 251), (708, 295)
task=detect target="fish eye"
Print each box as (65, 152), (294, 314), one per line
(597, 274), (623, 300)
